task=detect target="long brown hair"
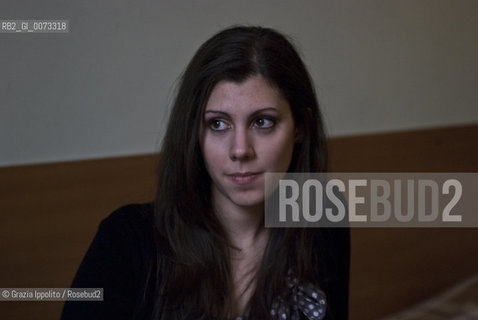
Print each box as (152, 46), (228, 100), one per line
(153, 26), (328, 319)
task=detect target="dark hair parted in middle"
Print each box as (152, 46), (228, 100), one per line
(153, 26), (331, 319)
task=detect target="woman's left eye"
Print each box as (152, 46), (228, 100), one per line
(254, 118), (275, 129)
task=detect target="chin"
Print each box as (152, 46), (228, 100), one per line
(231, 193), (265, 209)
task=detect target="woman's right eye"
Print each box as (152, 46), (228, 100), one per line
(208, 119), (230, 131)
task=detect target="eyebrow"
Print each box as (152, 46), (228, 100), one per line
(204, 107), (279, 118)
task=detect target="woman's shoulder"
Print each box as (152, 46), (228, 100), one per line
(95, 202), (158, 260)
(101, 202), (155, 227)
(94, 202), (154, 239)
(61, 203), (158, 319)
(75, 202), (157, 272)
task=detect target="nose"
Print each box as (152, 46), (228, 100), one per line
(230, 127), (255, 161)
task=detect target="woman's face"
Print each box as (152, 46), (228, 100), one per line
(200, 75), (297, 211)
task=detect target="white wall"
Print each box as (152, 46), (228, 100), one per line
(1, 0), (477, 166)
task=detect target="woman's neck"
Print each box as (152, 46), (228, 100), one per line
(211, 188), (270, 316)
(211, 192), (266, 250)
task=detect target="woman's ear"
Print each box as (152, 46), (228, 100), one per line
(294, 107), (312, 143)
(295, 125), (304, 143)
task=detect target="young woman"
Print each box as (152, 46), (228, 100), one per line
(62, 26), (350, 320)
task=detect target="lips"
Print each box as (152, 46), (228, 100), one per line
(228, 172), (261, 185)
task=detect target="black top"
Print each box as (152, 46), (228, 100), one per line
(61, 203), (350, 320)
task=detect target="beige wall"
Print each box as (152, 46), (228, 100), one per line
(1, 0), (478, 166)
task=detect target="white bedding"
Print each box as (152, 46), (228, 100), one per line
(382, 274), (478, 320)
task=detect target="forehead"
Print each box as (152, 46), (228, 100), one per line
(204, 75), (288, 113)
